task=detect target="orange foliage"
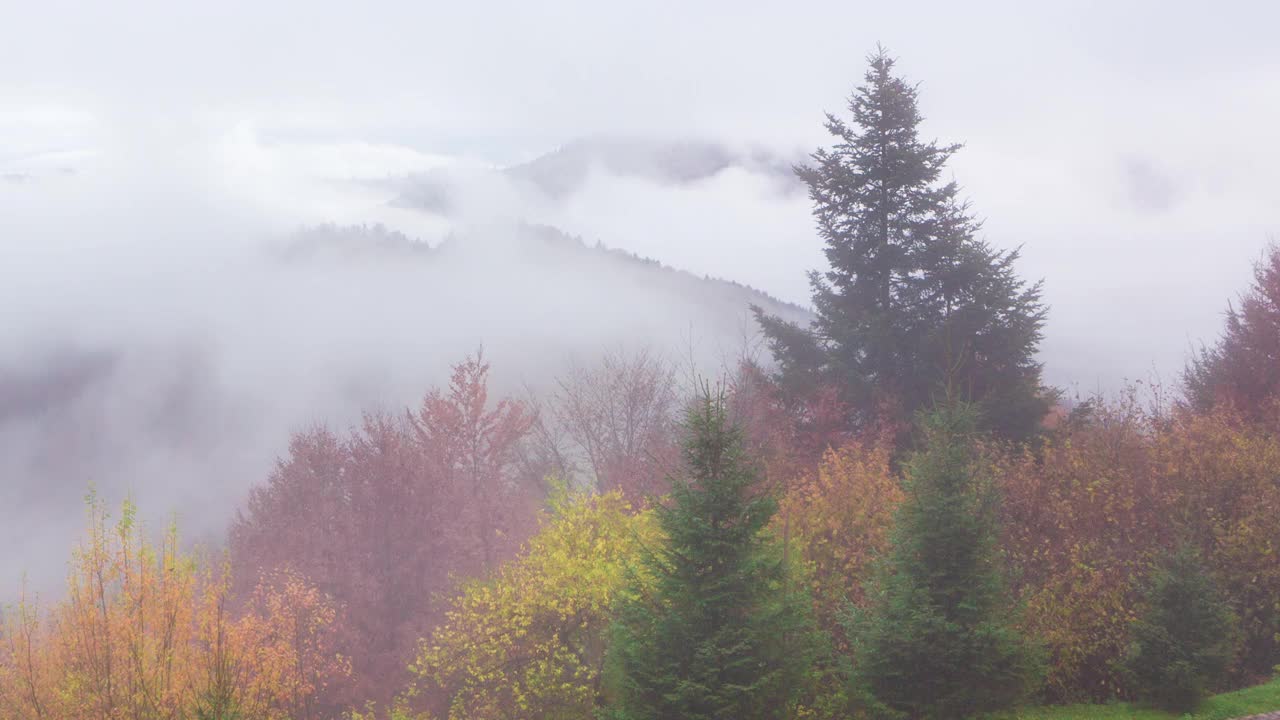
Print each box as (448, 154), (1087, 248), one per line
(0, 583), (53, 719)
(0, 494), (348, 720)
(780, 439), (902, 638)
(1148, 409), (1280, 679)
(237, 570), (353, 719)
(994, 399), (1280, 701)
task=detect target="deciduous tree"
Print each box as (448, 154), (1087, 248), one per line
(404, 489), (657, 720)
(0, 495), (347, 720)
(994, 397), (1280, 700)
(229, 352), (540, 707)
(781, 440), (901, 639)
(1185, 243), (1280, 423)
(547, 347), (679, 501)
(412, 351), (537, 572)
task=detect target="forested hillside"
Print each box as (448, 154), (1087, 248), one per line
(0, 220), (808, 597)
(3, 46), (1278, 720)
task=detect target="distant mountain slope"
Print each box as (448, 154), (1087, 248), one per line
(278, 221), (812, 327)
(0, 220), (810, 598)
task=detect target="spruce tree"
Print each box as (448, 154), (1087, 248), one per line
(846, 405), (1039, 719)
(754, 48), (1050, 442)
(604, 388), (815, 720)
(1126, 543), (1238, 713)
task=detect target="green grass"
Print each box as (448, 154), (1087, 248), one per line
(987, 676), (1280, 719)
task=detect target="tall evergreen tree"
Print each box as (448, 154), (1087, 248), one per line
(754, 49), (1050, 442)
(846, 405), (1039, 719)
(604, 388), (815, 720)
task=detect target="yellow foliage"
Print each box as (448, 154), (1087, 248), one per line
(403, 489), (657, 720)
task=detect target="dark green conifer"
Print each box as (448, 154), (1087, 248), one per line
(1126, 542), (1238, 713)
(846, 405), (1040, 719)
(604, 388), (816, 720)
(755, 49), (1050, 442)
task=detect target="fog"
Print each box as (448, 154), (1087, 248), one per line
(0, 126), (813, 593)
(3, 0), (1279, 593)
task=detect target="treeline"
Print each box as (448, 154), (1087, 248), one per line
(0, 349), (679, 719)
(6, 351), (1277, 718)
(5, 48), (1280, 720)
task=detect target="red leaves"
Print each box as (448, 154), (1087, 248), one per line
(726, 359), (852, 491)
(993, 400), (1280, 699)
(1187, 243), (1280, 424)
(229, 351), (539, 708)
(412, 351), (536, 572)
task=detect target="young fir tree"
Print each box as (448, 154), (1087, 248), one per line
(1126, 542), (1238, 713)
(846, 404), (1038, 720)
(604, 389), (816, 720)
(754, 48), (1050, 443)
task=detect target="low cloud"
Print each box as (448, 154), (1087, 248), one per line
(0, 128), (812, 595)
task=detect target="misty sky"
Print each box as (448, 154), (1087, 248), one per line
(6, 0), (1278, 389)
(2, 1), (1279, 589)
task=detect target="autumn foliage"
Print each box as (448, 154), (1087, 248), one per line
(398, 489), (657, 720)
(228, 352), (540, 706)
(1186, 243), (1280, 423)
(727, 359), (854, 492)
(0, 494), (347, 720)
(10, 316), (1280, 720)
(13, 43), (1280, 720)
(779, 439), (901, 636)
(994, 399), (1280, 701)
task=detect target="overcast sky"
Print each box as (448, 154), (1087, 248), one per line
(2, 1), (1279, 570)
(5, 0), (1277, 393)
